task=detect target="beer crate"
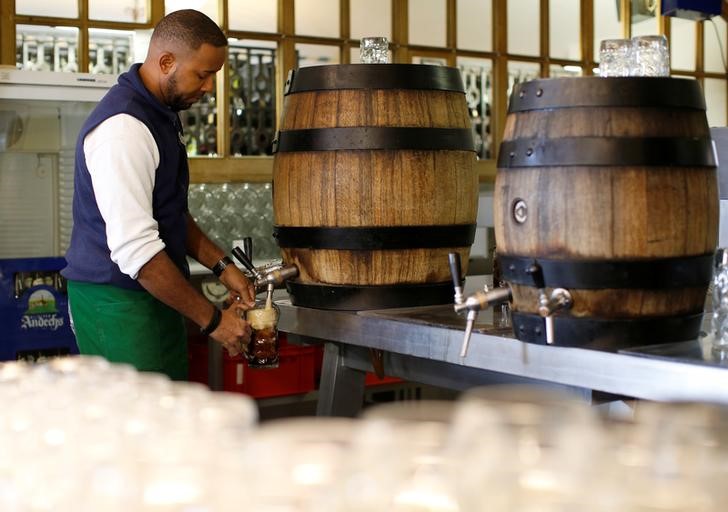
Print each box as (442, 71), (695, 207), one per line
(0, 257), (79, 361)
(222, 342), (317, 399)
(364, 372), (403, 386)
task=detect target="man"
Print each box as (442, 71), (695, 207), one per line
(62, 9), (255, 380)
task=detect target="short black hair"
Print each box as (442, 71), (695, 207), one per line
(151, 9), (228, 50)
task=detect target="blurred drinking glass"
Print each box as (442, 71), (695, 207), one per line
(450, 385), (603, 511)
(360, 37), (389, 64)
(631, 34), (670, 77)
(239, 417), (357, 510)
(340, 401), (457, 511)
(606, 401), (725, 511)
(599, 38), (632, 77)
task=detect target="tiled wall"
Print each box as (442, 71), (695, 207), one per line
(474, 184), (495, 258)
(188, 183), (279, 261)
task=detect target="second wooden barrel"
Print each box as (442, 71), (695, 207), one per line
(273, 64), (478, 310)
(494, 77), (718, 349)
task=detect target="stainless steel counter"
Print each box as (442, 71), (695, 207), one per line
(276, 280), (728, 416)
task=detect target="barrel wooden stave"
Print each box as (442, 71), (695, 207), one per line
(509, 284), (709, 319)
(502, 108), (711, 139)
(280, 90), (472, 130)
(495, 166), (718, 259)
(280, 247), (472, 286)
(274, 151), (477, 227)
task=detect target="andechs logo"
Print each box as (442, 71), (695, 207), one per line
(20, 290), (64, 331)
(25, 290), (57, 315)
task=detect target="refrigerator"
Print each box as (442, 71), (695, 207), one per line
(0, 69), (115, 361)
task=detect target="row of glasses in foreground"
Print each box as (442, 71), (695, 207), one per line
(237, 387), (728, 511)
(0, 356), (258, 511)
(4, 359), (728, 511)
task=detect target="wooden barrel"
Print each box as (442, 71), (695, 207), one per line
(272, 64), (478, 310)
(494, 77), (718, 349)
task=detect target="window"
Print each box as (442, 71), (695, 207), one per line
(165, 0), (220, 23)
(550, 0), (580, 60)
(457, 0), (492, 52)
(89, 0), (148, 23)
(296, 43), (339, 68)
(228, 40), (277, 156)
(228, 0), (277, 33)
(508, 0), (539, 56)
(458, 56), (493, 159)
(88, 29), (136, 75)
(5, 0), (726, 164)
(16, 0), (78, 19)
(671, 17), (696, 72)
(704, 18), (727, 74)
(296, 0), (339, 38)
(410, 0), (447, 48)
(351, 0), (391, 40)
(16, 25), (79, 72)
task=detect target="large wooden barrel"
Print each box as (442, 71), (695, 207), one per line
(494, 77), (718, 349)
(272, 64), (478, 310)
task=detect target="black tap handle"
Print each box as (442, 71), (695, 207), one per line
(448, 252), (463, 288)
(243, 237), (253, 260)
(232, 246), (257, 275)
(525, 261), (545, 289)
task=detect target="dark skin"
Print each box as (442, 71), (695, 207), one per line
(136, 38), (255, 356)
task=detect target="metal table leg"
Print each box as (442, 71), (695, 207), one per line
(207, 339), (223, 391)
(316, 342), (367, 417)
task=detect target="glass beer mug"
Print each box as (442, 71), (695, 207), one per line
(360, 36), (389, 64)
(244, 301), (280, 369)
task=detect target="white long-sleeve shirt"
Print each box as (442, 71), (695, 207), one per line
(83, 113), (166, 279)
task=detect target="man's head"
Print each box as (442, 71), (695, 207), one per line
(141, 9), (227, 111)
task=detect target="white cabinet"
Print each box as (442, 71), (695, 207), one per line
(0, 70), (114, 258)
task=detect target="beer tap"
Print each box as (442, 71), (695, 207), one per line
(232, 242), (263, 282)
(449, 253), (512, 358)
(231, 237), (299, 293)
(449, 253), (465, 306)
(525, 262), (572, 345)
(243, 237), (253, 262)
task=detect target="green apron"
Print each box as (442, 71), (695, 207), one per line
(67, 280), (188, 380)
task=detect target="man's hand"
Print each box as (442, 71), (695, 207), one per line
(184, 213), (257, 307)
(210, 306), (252, 357)
(220, 264), (257, 308)
(137, 251), (251, 357)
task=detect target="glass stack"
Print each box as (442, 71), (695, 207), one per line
(4, 362), (728, 511)
(599, 35), (670, 77)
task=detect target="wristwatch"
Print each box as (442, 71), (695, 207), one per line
(212, 256), (233, 278)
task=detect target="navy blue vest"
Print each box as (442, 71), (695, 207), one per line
(62, 63), (190, 290)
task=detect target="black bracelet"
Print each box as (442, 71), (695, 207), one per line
(200, 307), (222, 335)
(212, 256), (233, 278)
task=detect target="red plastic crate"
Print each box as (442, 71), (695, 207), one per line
(187, 319), (209, 386)
(223, 344), (317, 399)
(310, 344), (402, 387)
(278, 331), (290, 348)
(365, 372), (403, 386)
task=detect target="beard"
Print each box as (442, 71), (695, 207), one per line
(163, 71), (196, 112)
